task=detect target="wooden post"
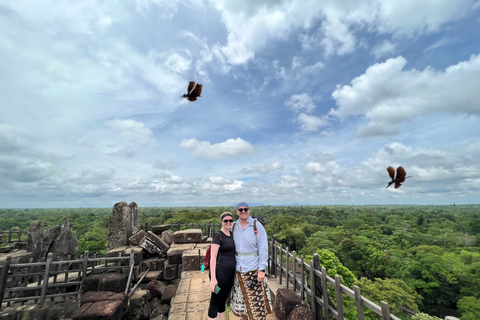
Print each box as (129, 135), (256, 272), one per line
(334, 275), (344, 320)
(380, 301), (391, 320)
(125, 249), (135, 294)
(354, 286), (365, 320)
(285, 246), (290, 290)
(39, 253), (53, 305)
(272, 235), (277, 278)
(309, 259), (318, 320)
(0, 256), (11, 310)
(292, 251), (297, 291)
(18, 229), (23, 241)
(300, 255), (305, 300)
(321, 267), (329, 320)
(313, 253), (323, 320)
(279, 244), (283, 285)
(8, 229), (12, 243)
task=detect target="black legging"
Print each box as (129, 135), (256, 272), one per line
(208, 267), (235, 318)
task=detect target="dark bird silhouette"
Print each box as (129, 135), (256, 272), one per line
(181, 81), (202, 101)
(386, 166), (412, 189)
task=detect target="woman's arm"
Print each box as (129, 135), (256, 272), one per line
(209, 243), (220, 292)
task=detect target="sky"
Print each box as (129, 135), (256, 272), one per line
(1, 0), (480, 208)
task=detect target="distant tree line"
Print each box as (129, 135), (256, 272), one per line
(1, 204), (479, 320)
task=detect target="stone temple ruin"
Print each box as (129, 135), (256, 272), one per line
(0, 201), (213, 320)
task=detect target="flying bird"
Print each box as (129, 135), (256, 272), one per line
(181, 81), (202, 101)
(386, 166), (412, 189)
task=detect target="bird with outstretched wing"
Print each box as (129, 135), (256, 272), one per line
(386, 166), (412, 189)
(181, 81), (203, 101)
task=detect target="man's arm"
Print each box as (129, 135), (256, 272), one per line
(257, 221), (268, 282)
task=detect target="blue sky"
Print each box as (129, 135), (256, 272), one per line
(1, 0), (480, 208)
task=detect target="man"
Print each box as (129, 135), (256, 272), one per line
(230, 202), (272, 320)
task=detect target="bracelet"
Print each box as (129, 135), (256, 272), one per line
(259, 269), (265, 273)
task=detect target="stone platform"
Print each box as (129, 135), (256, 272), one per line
(169, 270), (282, 320)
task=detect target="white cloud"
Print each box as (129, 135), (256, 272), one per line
(211, 0), (476, 63)
(330, 54), (480, 137)
(106, 119), (157, 145)
(285, 93), (316, 113)
(371, 40), (396, 59)
(297, 113), (330, 132)
(240, 161), (284, 175)
(180, 137), (254, 158)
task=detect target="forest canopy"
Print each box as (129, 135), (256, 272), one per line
(1, 204), (479, 319)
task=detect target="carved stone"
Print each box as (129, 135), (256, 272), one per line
(107, 201), (140, 251)
(146, 231), (170, 252)
(129, 229), (148, 246)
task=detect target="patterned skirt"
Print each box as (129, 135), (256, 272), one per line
(229, 269), (273, 319)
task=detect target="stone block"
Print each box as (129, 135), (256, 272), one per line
(287, 306), (314, 320)
(123, 246), (143, 264)
(139, 270), (164, 283)
(160, 229), (175, 246)
(81, 291), (128, 305)
(107, 201), (140, 251)
(129, 229), (148, 245)
(107, 246), (128, 257)
(128, 289), (152, 320)
(143, 257), (160, 271)
(173, 229), (202, 244)
(146, 279), (167, 298)
(146, 231), (170, 252)
(151, 304), (170, 318)
(161, 284), (179, 305)
(72, 300), (128, 320)
(274, 288), (303, 320)
(182, 249), (200, 271)
(140, 237), (162, 254)
(167, 247), (183, 265)
(195, 243), (210, 250)
(98, 273), (128, 293)
(151, 225), (171, 235)
(164, 262), (179, 281)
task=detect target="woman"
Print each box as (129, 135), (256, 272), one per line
(208, 212), (236, 320)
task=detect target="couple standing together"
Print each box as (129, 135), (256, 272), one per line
(208, 202), (273, 320)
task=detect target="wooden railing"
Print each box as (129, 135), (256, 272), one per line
(142, 222), (222, 238)
(268, 236), (402, 320)
(0, 229), (27, 246)
(0, 250), (134, 310)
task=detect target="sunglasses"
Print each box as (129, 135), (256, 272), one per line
(238, 208), (249, 212)
(223, 219), (234, 223)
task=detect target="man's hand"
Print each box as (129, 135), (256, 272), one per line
(257, 270), (265, 283)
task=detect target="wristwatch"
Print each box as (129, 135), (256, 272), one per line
(259, 269), (265, 273)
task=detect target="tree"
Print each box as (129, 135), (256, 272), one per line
(354, 277), (422, 320)
(458, 296), (480, 320)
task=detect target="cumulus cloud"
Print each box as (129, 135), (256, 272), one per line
(330, 54), (480, 137)
(180, 137), (254, 158)
(240, 161), (284, 175)
(211, 0), (476, 64)
(297, 113), (330, 132)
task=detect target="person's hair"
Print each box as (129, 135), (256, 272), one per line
(220, 212), (233, 220)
